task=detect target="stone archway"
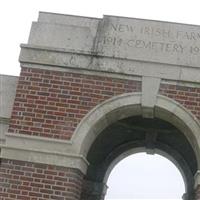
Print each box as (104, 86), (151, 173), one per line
(72, 93), (200, 200)
(81, 117), (197, 200)
(73, 93), (200, 163)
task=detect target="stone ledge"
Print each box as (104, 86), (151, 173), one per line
(20, 44), (200, 84)
(4, 132), (73, 153)
(0, 133), (89, 174)
(0, 145), (88, 174)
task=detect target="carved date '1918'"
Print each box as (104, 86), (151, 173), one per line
(98, 36), (200, 55)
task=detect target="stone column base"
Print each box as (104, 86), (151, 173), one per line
(81, 179), (108, 200)
(194, 186), (200, 200)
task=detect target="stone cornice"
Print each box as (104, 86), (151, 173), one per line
(20, 44), (200, 84)
(0, 133), (88, 174)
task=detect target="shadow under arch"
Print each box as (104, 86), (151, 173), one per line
(82, 116), (197, 200)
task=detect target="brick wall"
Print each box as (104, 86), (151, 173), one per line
(159, 84), (200, 120)
(4, 67), (200, 200)
(8, 67), (141, 140)
(0, 159), (83, 200)
(9, 67), (200, 141)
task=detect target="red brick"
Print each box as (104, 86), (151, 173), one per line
(8, 67), (141, 140)
(159, 84), (200, 120)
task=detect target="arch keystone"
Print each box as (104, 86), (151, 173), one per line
(142, 76), (161, 118)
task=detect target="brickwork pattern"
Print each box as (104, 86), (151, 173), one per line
(159, 84), (200, 120)
(0, 159), (83, 200)
(8, 67), (141, 140)
(4, 68), (200, 200)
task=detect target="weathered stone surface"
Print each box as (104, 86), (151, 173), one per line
(24, 12), (200, 68)
(96, 16), (200, 67)
(0, 75), (18, 118)
(28, 22), (94, 52)
(38, 12), (100, 36)
(0, 75), (18, 143)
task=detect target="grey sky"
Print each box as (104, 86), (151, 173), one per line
(1, 0), (199, 199)
(1, 0), (200, 76)
(105, 153), (184, 199)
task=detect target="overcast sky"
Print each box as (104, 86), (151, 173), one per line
(1, 0), (199, 199)
(106, 153), (184, 200)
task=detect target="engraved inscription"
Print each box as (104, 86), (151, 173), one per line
(98, 36), (186, 53)
(110, 23), (135, 33)
(127, 39), (184, 53)
(110, 23), (200, 41)
(98, 22), (200, 56)
(140, 26), (200, 41)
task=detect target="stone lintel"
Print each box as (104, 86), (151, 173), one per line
(24, 13), (200, 68)
(19, 12), (200, 84)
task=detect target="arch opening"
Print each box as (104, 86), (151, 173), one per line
(73, 93), (200, 171)
(105, 153), (185, 200)
(81, 116), (197, 200)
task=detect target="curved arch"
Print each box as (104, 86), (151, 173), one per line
(84, 137), (193, 194)
(72, 92), (142, 154)
(72, 92), (200, 168)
